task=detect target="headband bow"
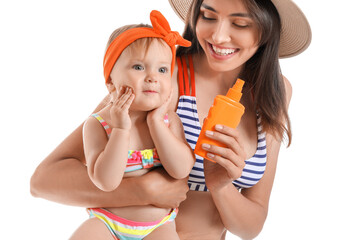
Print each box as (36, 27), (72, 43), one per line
(150, 10), (190, 47)
(103, 10), (191, 83)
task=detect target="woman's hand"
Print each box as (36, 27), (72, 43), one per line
(109, 86), (135, 130)
(203, 124), (247, 192)
(140, 167), (189, 208)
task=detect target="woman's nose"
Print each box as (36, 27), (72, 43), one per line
(212, 20), (231, 44)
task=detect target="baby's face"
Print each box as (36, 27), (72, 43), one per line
(109, 39), (173, 111)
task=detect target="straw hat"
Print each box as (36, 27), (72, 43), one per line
(168, 0), (311, 58)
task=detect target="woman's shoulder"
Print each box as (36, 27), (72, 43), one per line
(282, 75), (292, 108)
(92, 94), (111, 113)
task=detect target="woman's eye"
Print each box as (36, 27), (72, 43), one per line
(234, 23), (248, 28)
(233, 20), (250, 28)
(159, 67), (168, 73)
(200, 12), (215, 21)
(133, 65), (144, 71)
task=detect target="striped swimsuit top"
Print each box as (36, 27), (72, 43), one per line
(176, 55), (267, 191)
(91, 113), (162, 173)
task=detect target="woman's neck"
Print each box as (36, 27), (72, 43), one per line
(193, 52), (243, 91)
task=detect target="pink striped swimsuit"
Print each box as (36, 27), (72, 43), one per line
(91, 113), (163, 172)
(89, 113), (177, 240)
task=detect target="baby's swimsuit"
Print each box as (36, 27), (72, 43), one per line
(87, 113), (177, 240)
(176, 55), (267, 192)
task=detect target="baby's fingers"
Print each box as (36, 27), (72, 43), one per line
(164, 89), (173, 106)
(156, 89), (173, 112)
(121, 91), (135, 110)
(111, 86), (125, 102)
(115, 87), (134, 109)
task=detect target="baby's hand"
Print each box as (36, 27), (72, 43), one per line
(110, 86), (135, 130)
(147, 89), (172, 124)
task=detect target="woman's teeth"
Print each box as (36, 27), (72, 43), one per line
(212, 45), (236, 55)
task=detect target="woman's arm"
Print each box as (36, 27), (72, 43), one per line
(204, 77), (292, 239)
(207, 133), (280, 239)
(30, 94), (189, 208)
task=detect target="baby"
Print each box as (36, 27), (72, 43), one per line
(73, 10), (194, 240)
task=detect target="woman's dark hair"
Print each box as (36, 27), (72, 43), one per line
(177, 0), (292, 146)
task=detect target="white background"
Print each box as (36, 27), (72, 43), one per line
(1, 0), (341, 239)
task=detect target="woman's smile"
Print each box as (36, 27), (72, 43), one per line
(208, 42), (239, 60)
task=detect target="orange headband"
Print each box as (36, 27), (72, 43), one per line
(103, 10), (191, 83)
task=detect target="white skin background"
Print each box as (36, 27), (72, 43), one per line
(0, 0), (341, 239)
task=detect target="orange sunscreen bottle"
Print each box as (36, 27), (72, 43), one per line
(194, 79), (245, 162)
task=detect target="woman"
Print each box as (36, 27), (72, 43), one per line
(30, 0), (311, 239)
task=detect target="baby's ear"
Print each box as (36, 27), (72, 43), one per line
(106, 77), (116, 92)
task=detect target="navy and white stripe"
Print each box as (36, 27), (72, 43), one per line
(176, 95), (267, 192)
(232, 116), (266, 189)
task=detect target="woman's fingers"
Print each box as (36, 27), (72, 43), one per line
(207, 154), (243, 180)
(202, 143), (245, 169)
(206, 125), (246, 157)
(201, 124), (247, 180)
(143, 168), (189, 208)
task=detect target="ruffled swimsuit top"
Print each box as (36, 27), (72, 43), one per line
(91, 113), (163, 173)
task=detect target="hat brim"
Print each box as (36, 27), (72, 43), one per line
(168, 0), (311, 58)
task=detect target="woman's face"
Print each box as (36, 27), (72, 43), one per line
(196, 0), (259, 72)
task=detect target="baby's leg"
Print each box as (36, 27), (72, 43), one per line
(144, 221), (179, 240)
(69, 218), (114, 240)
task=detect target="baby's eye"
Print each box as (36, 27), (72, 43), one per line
(133, 65), (144, 71)
(159, 67), (168, 73)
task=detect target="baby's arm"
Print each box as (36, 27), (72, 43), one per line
(148, 110), (195, 179)
(30, 93), (189, 209)
(83, 118), (129, 192)
(84, 88), (134, 192)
